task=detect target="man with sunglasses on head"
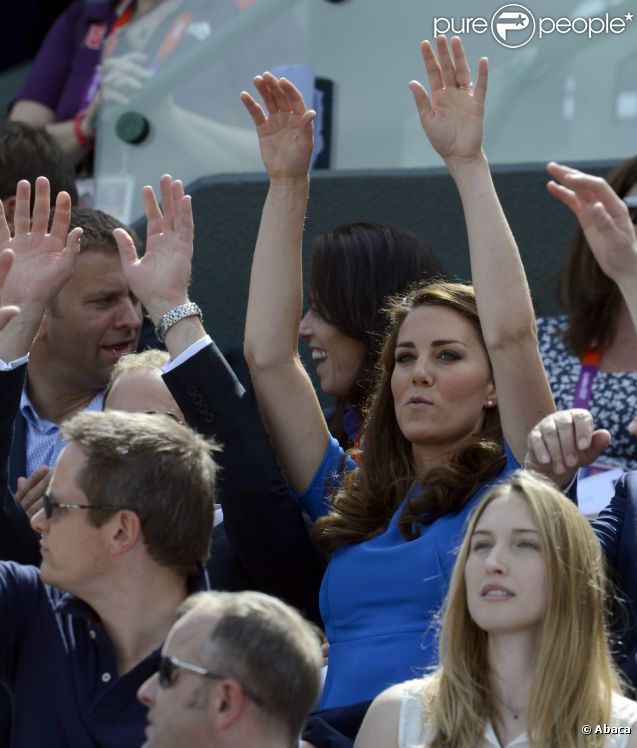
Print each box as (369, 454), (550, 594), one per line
(137, 590), (323, 748)
(0, 179), (218, 748)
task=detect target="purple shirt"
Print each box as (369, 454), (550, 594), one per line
(14, 0), (117, 121)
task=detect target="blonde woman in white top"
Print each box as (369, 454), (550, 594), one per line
(355, 471), (637, 748)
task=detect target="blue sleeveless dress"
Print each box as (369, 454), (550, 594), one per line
(294, 436), (518, 708)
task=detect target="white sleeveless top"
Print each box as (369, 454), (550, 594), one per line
(398, 679), (637, 748)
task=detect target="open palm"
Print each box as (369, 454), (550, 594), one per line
(409, 36), (487, 163)
(241, 73), (315, 179)
(547, 162), (637, 283)
(0, 250), (19, 330)
(114, 175), (194, 319)
(0, 177), (81, 308)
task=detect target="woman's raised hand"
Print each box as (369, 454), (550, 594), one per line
(241, 73), (316, 181)
(409, 35), (487, 165)
(547, 162), (637, 286)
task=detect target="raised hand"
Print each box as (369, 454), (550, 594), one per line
(409, 35), (488, 164)
(0, 177), (82, 310)
(525, 409), (611, 484)
(547, 162), (637, 285)
(113, 175), (194, 323)
(0, 249), (20, 331)
(240, 73), (316, 180)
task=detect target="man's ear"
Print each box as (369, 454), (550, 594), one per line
(1, 196), (16, 229)
(214, 680), (247, 731)
(108, 510), (143, 556)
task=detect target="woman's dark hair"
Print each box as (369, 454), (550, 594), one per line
(309, 222), (445, 444)
(560, 155), (637, 357)
(312, 282), (505, 553)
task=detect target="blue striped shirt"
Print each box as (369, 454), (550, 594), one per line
(21, 388), (104, 477)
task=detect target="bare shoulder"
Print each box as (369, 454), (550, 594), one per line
(354, 683), (406, 748)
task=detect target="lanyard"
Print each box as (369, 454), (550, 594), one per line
(571, 346), (602, 409)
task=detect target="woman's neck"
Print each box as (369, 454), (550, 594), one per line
(486, 632), (539, 746)
(411, 431), (478, 479)
(412, 445), (455, 478)
(488, 632), (538, 713)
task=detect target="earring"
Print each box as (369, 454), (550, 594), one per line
(486, 400), (494, 407)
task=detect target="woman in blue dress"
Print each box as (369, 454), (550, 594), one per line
(241, 35), (555, 708)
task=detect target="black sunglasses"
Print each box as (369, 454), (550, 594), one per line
(158, 656), (263, 705)
(42, 492), (124, 520)
(624, 196), (637, 223)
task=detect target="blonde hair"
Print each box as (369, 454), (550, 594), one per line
(103, 349), (170, 403)
(420, 470), (620, 748)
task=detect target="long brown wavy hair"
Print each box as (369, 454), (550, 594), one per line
(313, 281), (506, 553)
(420, 470), (621, 748)
(560, 155), (637, 357)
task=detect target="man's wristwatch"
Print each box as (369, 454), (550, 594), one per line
(155, 302), (203, 343)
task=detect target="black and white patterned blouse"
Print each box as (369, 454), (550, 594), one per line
(537, 315), (637, 471)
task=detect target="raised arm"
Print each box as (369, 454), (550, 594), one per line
(0, 206), (79, 566)
(409, 36), (554, 462)
(241, 74), (330, 492)
(0, 177), (82, 362)
(113, 174), (205, 356)
(547, 162), (637, 331)
(114, 176), (326, 621)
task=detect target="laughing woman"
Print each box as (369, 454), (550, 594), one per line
(355, 471), (637, 748)
(242, 36), (555, 708)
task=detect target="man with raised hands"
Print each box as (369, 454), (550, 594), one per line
(109, 174), (325, 623)
(0, 178), (218, 748)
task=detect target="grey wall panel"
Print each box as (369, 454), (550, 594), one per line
(133, 161), (616, 355)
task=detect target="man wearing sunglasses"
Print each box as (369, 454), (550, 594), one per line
(0, 405), (217, 748)
(137, 590), (323, 748)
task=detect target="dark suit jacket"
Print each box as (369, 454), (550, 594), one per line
(592, 472), (637, 689)
(2, 347), (325, 624)
(0, 365), (40, 565)
(7, 397), (25, 497)
(163, 342), (325, 626)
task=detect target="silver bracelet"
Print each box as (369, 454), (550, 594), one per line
(155, 302), (203, 343)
